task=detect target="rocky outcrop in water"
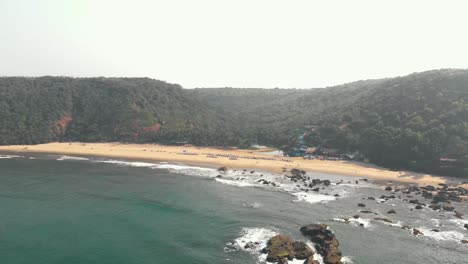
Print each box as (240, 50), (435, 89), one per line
(300, 224), (343, 264)
(217, 166), (228, 172)
(263, 235), (313, 264)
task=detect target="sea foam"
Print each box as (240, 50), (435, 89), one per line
(293, 191), (336, 204)
(57, 155), (90, 161)
(232, 227), (326, 264)
(0, 155), (23, 159)
(417, 227), (466, 243)
(91, 158), (357, 205)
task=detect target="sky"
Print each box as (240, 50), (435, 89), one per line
(0, 0), (467, 88)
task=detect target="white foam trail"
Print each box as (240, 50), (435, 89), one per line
(449, 219), (468, 229)
(293, 192), (336, 204)
(233, 228), (325, 264)
(57, 155), (89, 161)
(94, 160), (157, 167)
(242, 202), (261, 208)
(92, 159), (358, 205)
(351, 218), (371, 228)
(342, 256), (354, 263)
(418, 227), (466, 243)
(0, 155), (23, 159)
(215, 178), (257, 187)
(234, 227), (277, 263)
(93, 160), (219, 176)
(333, 217), (371, 228)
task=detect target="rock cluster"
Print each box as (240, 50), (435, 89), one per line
(300, 224), (343, 264)
(379, 183), (468, 217)
(263, 235), (314, 264)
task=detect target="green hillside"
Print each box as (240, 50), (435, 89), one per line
(1, 69), (467, 176)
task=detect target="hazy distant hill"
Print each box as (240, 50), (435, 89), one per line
(1, 69), (467, 176)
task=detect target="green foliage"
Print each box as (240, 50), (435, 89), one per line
(1, 69), (467, 177)
(191, 69), (468, 176)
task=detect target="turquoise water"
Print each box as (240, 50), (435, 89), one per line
(0, 155), (467, 264)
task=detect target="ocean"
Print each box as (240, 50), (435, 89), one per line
(0, 154), (466, 264)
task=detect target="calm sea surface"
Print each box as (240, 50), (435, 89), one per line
(0, 155), (466, 264)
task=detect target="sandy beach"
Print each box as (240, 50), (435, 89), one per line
(0, 142), (449, 186)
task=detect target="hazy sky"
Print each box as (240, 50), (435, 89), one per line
(1, 0), (467, 88)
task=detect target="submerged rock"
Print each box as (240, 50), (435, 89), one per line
(442, 204), (455, 211)
(454, 211), (464, 219)
(387, 209), (396, 214)
(374, 217), (393, 223)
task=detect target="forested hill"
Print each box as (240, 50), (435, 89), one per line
(0, 69), (467, 176)
(0, 77), (243, 146)
(190, 69), (468, 176)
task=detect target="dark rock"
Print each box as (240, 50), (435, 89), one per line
(387, 209), (396, 214)
(265, 235), (295, 262)
(401, 225), (410, 230)
(412, 228), (423, 236)
(300, 224), (343, 264)
(367, 197), (375, 200)
(461, 240), (468, 244)
(415, 205), (423, 210)
(244, 242), (255, 249)
(429, 204), (441, 210)
(385, 186), (393, 191)
(217, 166), (228, 172)
(430, 229), (439, 232)
(442, 204), (455, 211)
(357, 203), (366, 207)
(216, 175), (222, 178)
(464, 224), (468, 230)
(323, 180), (331, 186)
(374, 217), (392, 223)
(360, 210), (374, 214)
(303, 257), (320, 264)
(353, 215), (360, 219)
(409, 199), (419, 204)
(293, 241), (313, 260)
(334, 194), (340, 197)
(423, 185), (436, 191)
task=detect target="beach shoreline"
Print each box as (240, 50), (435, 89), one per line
(0, 142), (451, 186)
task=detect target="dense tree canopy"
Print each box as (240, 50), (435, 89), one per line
(1, 69), (467, 177)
